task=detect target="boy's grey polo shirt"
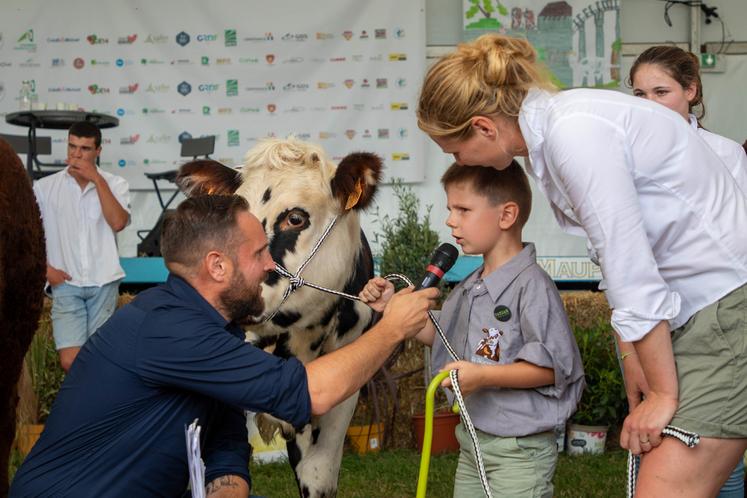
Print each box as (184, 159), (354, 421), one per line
(431, 243), (585, 437)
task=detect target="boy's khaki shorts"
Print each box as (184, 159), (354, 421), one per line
(670, 284), (747, 437)
(453, 424), (556, 498)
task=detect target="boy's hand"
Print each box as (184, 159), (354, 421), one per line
(440, 360), (486, 397)
(358, 276), (395, 313)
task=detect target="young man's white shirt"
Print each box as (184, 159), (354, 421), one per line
(33, 167), (131, 287)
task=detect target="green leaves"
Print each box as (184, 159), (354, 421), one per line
(374, 180), (440, 289)
(572, 324), (626, 427)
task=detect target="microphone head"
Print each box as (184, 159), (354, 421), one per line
(430, 243), (459, 272)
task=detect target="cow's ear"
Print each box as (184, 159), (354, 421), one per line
(331, 152), (383, 211)
(176, 160), (243, 197)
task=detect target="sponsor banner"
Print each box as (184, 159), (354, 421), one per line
(0, 0), (426, 188)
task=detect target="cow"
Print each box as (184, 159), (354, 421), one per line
(177, 136), (382, 498)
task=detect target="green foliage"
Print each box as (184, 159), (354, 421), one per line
(250, 448), (629, 497)
(26, 325), (65, 423)
(572, 324), (627, 427)
(374, 180), (440, 288)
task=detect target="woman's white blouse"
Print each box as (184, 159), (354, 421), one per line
(519, 88), (747, 341)
(689, 114), (747, 195)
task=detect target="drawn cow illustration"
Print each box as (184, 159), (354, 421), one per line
(177, 137), (382, 498)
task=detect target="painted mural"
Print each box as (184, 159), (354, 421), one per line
(463, 0), (621, 88)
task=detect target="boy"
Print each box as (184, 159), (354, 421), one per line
(360, 161), (585, 497)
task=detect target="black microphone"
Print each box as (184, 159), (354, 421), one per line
(415, 243), (459, 290)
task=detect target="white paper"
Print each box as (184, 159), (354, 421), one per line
(185, 418), (206, 498)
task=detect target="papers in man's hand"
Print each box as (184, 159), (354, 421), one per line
(185, 418), (206, 498)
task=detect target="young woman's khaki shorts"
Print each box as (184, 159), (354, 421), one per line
(670, 284), (747, 437)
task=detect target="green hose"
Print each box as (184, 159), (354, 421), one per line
(415, 370), (453, 498)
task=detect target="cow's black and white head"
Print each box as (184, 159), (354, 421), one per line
(177, 137), (382, 331)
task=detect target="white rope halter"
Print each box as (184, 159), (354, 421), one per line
(264, 217), (494, 497)
(265, 217), (701, 498)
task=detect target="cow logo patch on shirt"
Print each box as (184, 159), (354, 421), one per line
(494, 305), (511, 322)
(475, 327), (501, 362)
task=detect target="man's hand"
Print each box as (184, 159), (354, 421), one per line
(205, 475), (249, 498)
(358, 276), (395, 313)
(46, 264), (71, 287)
(379, 286), (439, 340)
(68, 157), (101, 184)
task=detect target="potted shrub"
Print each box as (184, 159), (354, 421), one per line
(16, 300), (65, 456)
(567, 322), (626, 455)
(372, 180), (460, 454)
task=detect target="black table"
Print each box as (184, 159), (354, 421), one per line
(5, 110), (119, 177)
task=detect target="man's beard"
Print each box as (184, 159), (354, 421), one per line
(219, 270), (265, 324)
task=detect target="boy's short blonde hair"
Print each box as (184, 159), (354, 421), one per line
(440, 160), (532, 228)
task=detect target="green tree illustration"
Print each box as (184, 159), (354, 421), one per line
(465, 0), (509, 29)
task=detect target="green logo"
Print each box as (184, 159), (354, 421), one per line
(202, 106), (211, 115)
(226, 79), (238, 96)
(227, 129), (239, 147)
(201, 56), (209, 65)
(18, 29), (34, 43)
(224, 29), (237, 47)
(494, 305), (511, 322)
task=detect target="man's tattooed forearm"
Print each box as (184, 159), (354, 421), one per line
(206, 475), (240, 495)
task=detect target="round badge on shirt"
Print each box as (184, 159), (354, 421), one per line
(494, 305), (511, 322)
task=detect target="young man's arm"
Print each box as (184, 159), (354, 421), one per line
(70, 157), (129, 231)
(92, 174), (129, 232)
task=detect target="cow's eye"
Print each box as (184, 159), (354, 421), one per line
(279, 209), (309, 231)
(289, 213), (304, 226)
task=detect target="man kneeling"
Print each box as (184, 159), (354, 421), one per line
(10, 195), (438, 497)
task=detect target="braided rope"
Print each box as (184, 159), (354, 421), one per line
(263, 222), (492, 497)
(626, 425), (700, 497)
(264, 219), (701, 498)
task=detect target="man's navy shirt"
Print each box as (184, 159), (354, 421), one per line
(11, 275), (311, 497)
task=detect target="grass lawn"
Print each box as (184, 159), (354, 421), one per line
(250, 448), (628, 497)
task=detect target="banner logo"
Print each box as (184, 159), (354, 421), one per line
(118, 34), (138, 44)
(15, 29), (36, 51)
(87, 84), (110, 94)
(227, 129), (240, 146)
(226, 79), (238, 96)
(144, 34), (168, 44)
(176, 31), (190, 46)
(177, 81), (192, 96)
(86, 34), (109, 44)
(119, 83), (139, 94)
(224, 29), (237, 46)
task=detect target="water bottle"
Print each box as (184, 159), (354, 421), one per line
(18, 82), (31, 110)
(29, 89), (39, 110)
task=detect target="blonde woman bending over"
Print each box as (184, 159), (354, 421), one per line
(417, 34), (747, 498)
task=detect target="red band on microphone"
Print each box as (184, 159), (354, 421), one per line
(425, 264), (445, 278)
